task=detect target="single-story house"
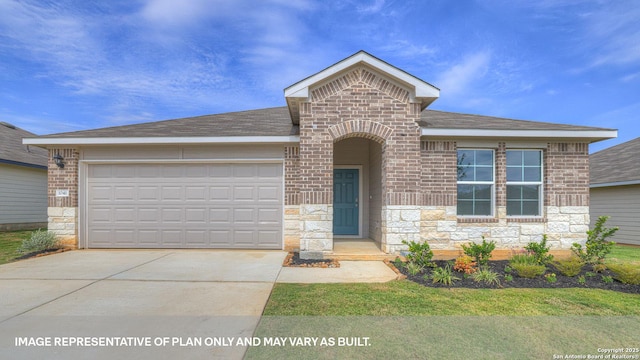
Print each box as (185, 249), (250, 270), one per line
(0, 121), (48, 231)
(24, 51), (617, 257)
(590, 137), (640, 246)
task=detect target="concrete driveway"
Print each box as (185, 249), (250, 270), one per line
(0, 250), (287, 360)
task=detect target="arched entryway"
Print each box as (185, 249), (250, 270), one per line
(332, 136), (385, 250)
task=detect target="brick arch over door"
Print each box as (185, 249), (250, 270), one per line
(327, 120), (392, 144)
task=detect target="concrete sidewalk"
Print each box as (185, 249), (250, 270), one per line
(276, 260), (399, 283)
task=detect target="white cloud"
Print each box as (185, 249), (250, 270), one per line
(357, 0), (385, 14)
(380, 40), (437, 58)
(435, 52), (491, 96)
(620, 72), (640, 83)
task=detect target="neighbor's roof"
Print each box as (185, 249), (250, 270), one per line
(0, 122), (47, 168)
(24, 106), (616, 145)
(590, 137), (640, 187)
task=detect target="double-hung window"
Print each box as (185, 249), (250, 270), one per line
(457, 149), (494, 216)
(506, 150), (543, 216)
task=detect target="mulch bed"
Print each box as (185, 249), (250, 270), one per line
(283, 252), (340, 268)
(392, 259), (640, 294)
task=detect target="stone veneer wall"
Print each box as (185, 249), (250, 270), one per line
(47, 148), (79, 247)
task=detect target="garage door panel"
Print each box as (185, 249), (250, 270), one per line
(161, 186), (182, 201)
(257, 231), (280, 247)
(185, 208), (206, 223)
(89, 186), (113, 202)
(233, 208), (255, 223)
(210, 186), (231, 201)
(114, 208), (136, 223)
(233, 186), (254, 201)
(87, 163), (282, 249)
(258, 208), (280, 224)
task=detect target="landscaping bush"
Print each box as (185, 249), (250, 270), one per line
(406, 262), (424, 276)
(510, 254), (546, 278)
(429, 263), (459, 286)
(453, 254), (477, 274)
(17, 229), (60, 255)
(461, 237), (495, 266)
(402, 240), (434, 268)
(552, 256), (585, 277)
(524, 235), (554, 265)
(607, 263), (640, 285)
(471, 267), (501, 286)
(571, 216), (618, 267)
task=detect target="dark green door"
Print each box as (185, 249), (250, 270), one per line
(333, 169), (359, 235)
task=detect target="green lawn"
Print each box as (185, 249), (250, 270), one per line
(0, 230), (32, 265)
(608, 243), (640, 264)
(253, 246), (640, 359)
(264, 281), (640, 316)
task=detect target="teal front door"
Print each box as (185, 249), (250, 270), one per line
(333, 169), (359, 235)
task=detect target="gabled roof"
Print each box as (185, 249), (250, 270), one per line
(284, 50), (440, 124)
(590, 137), (640, 187)
(0, 122), (47, 168)
(24, 107), (616, 146)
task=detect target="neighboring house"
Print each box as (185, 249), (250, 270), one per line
(590, 137), (640, 246)
(0, 122), (48, 231)
(24, 51), (617, 257)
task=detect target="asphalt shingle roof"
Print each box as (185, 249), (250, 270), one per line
(590, 137), (640, 186)
(0, 122), (48, 168)
(33, 106), (611, 140)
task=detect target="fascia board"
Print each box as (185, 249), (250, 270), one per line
(421, 128), (618, 140)
(24, 136), (301, 146)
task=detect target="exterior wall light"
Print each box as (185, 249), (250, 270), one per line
(53, 153), (65, 168)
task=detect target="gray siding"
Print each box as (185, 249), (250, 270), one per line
(0, 164), (47, 226)
(590, 184), (640, 246)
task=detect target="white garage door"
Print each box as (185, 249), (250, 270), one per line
(86, 163), (282, 249)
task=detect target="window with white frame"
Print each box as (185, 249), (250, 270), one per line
(457, 149), (494, 216)
(506, 150), (543, 216)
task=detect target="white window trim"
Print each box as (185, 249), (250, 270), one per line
(457, 149), (495, 218)
(505, 149), (544, 218)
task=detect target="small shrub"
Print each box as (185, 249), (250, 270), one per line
(509, 254), (538, 265)
(472, 267), (501, 286)
(504, 265), (513, 274)
(461, 237), (496, 266)
(601, 275), (614, 284)
(406, 262), (424, 276)
(592, 263), (607, 273)
(453, 255), (477, 274)
(544, 273), (557, 283)
(552, 256), (585, 277)
(504, 274), (513, 282)
(571, 216), (618, 266)
(17, 229), (60, 255)
(607, 263), (640, 285)
(512, 263), (546, 278)
(392, 257), (405, 270)
(510, 255), (546, 278)
(402, 240), (434, 268)
(524, 235), (554, 265)
(430, 264), (459, 286)
(577, 275), (586, 285)
(585, 271), (595, 278)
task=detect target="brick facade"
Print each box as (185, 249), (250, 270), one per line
(47, 148), (79, 247)
(297, 66), (424, 256)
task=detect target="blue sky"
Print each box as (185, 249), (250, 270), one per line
(1, 0), (638, 152)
